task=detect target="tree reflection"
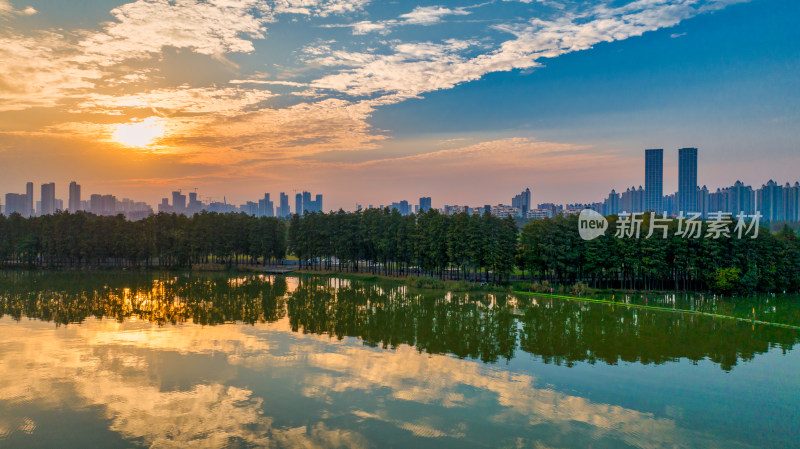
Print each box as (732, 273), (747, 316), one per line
(0, 272), (796, 371)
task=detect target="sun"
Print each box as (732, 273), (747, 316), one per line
(112, 117), (165, 147)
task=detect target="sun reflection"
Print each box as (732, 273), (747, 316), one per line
(112, 117), (165, 147)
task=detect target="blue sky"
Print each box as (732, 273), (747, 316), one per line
(0, 0), (797, 209)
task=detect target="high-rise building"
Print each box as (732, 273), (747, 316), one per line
(603, 189), (620, 215)
(295, 193), (303, 215)
(621, 186), (644, 213)
(644, 149), (663, 212)
(784, 182), (800, 222)
(172, 191), (186, 214)
(158, 198), (171, 214)
(512, 188), (532, 215)
(41, 182), (56, 215)
(678, 147), (698, 213)
(758, 180), (784, 221)
(258, 194), (274, 217)
(69, 181), (81, 212)
(279, 192), (290, 217)
(26, 182), (33, 217)
(187, 192), (202, 215)
(314, 194), (323, 212)
(90, 194), (104, 215)
(3, 193), (28, 216)
(419, 197), (432, 213)
(302, 191), (311, 213)
(697, 186), (709, 218)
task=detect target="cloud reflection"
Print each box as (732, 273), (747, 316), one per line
(0, 314), (756, 448)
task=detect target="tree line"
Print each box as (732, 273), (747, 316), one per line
(288, 208), (518, 281)
(0, 211), (286, 268)
(519, 214), (800, 294)
(1, 209), (799, 293)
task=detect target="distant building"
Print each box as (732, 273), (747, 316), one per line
(26, 182), (33, 217)
(302, 191), (311, 213)
(645, 149), (663, 212)
(526, 209), (554, 220)
(3, 193), (28, 216)
(278, 192), (290, 217)
(40, 182), (56, 216)
(621, 186), (644, 213)
(784, 182), (800, 222)
(758, 180), (784, 221)
(172, 191), (186, 214)
(69, 181), (81, 212)
(314, 194), (323, 212)
(391, 200), (412, 215)
(490, 204), (519, 218)
(419, 196), (432, 213)
(678, 147), (698, 213)
(512, 188), (532, 215)
(708, 181), (755, 216)
(258, 193), (274, 217)
(187, 192), (203, 215)
(696, 186), (709, 218)
(603, 189), (620, 215)
(158, 198), (171, 214)
(295, 193), (302, 215)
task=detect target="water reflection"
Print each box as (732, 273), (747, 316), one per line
(0, 272), (796, 448)
(1, 272), (796, 371)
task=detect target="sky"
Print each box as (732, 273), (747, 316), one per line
(0, 0), (798, 210)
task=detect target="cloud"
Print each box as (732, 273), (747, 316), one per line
(399, 5), (471, 26)
(307, 0), (747, 102)
(77, 0), (271, 65)
(326, 4), (472, 35)
(74, 85), (276, 115)
(0, 0), (36, 17)
(0, 32), (105, 112)
(273, 0), (371, 17)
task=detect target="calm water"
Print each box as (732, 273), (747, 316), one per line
(0, 272), (798, 448)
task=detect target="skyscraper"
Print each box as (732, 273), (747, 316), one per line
(419, 197), (432, 212)
(69, 181), (81, 212)
(26, 182), (33, 217)
(41, 182), (56, 215)
(302, 191), (311, 213)
(172, 191), (186, 214)
(314, 194), (323, 212)
(258, 193), (274, 217)
(295, 193), (303, 215)
(758, 180), (784, 221)
(644, 149), (663, 212)
(279, 192), (290, 217)
(4, 193), (27, 216)
(511, 188), (532, 215)
(678, 147), (698, 213)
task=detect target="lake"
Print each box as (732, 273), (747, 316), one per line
(0, 271), (798, 448)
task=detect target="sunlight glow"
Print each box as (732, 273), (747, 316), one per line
(113, 117), (165, 147)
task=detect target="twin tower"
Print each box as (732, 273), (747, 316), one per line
(645, 147), (698, 213)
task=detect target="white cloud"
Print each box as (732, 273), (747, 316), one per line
(306, 0), (747, 101)
(399, 5), (470, 26)
(77, 0), (271, 65)
(273, 0), (371, 17)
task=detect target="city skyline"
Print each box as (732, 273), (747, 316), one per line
(4, 147), (800, 221)
(0, 0), (798, 209)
